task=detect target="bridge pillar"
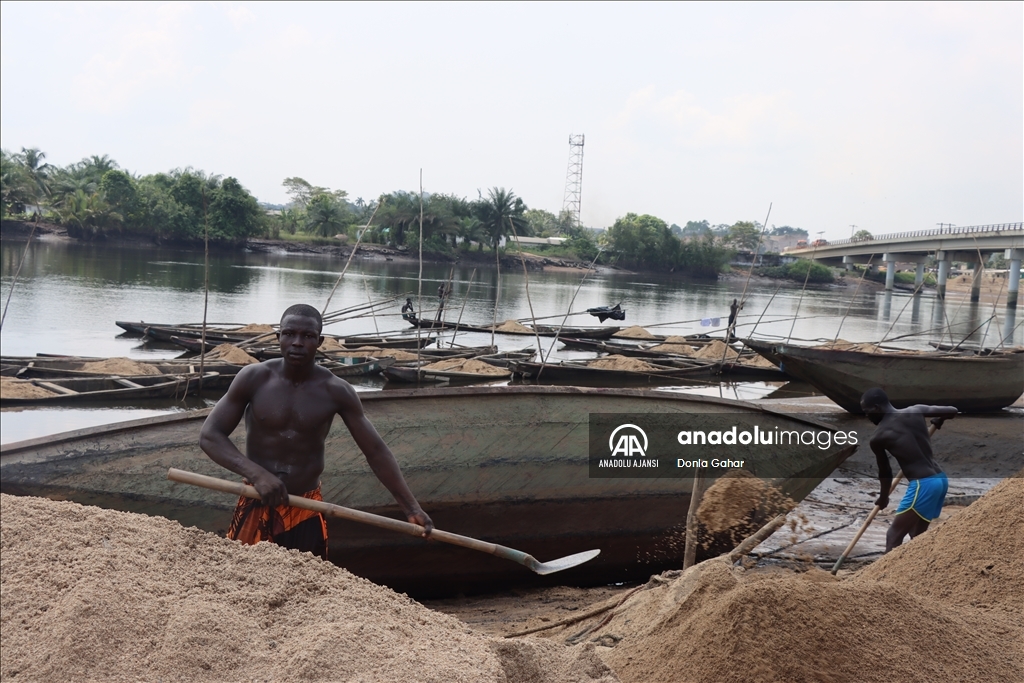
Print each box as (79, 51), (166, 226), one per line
(914, 262), (925, 291)
(971, 260), (984, 303)
(883, 253), (897, 291)
(936, 251), (950, 299)
(1007, 248), (1021, 308)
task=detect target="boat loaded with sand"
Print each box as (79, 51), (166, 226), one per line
(742, 339), (1024, 413)
(404, 315), (621, 339)
(1, 386), (856, 595)
(0, 372), (219, 405)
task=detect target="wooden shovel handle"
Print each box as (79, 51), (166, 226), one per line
(166, 468), (503, 557)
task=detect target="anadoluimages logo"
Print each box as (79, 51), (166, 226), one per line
(609, 424), (648, 457)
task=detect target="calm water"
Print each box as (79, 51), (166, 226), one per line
(2, 237), (1019, 444)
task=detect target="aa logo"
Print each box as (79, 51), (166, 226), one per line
(609, 424), (648, 457)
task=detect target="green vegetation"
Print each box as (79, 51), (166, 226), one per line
(859, 267), (936, 286)
(602, 213), (733, 278)
(756, 259), (835, 283)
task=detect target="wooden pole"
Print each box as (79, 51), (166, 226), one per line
(198, 188), (210, 394)
(683, 469), (705, 569)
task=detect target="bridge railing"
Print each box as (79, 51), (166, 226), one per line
(788, 222), (1022, 251)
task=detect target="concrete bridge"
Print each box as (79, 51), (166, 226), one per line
(785, 223), (1023, 306)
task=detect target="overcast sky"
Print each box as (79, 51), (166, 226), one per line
(2, 2), (1020, 239)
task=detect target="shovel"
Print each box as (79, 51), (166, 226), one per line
(167, 468), (599, 575)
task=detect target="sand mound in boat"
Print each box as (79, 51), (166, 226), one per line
(78, 357), (163, 376)
(494, 320), (534, 334)
(693, 340), (738, 360)
(422, 359), (511, 376)
(588, 356), (663, 372)
(0, 377), (57, 399)
(612, 326), (656, 339)
(318, 336), (348, 352)
(0, 494), (617, 683)
(205, 344), (259, 365)
(647, 343), (696, 355)
(234, 323), (275, 334)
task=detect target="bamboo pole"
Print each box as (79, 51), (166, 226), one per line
(683, 469), (705, 569)
(198, 189), (210, 394)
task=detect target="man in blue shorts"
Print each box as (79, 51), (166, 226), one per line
(860, 388), (958, 552)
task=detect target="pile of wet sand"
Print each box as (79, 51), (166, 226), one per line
(736, 354), (777, 369)
(0, 377), (56, 399)
(696, 470), (793, 537)
(585, 474), (1024, 683)
(205, 344), (259, 365)
(588, 356), (663, 372)
(648, 343), (696, 355)
(234, 323), (275, 334)
(348, 346), (422, 361)
(77, 357), (163, 376)
(494, 320), (535, 334)
(318, 336), (348, 352)
(422, 358), (511, 376)
(612, 326), (657, 339)
(0, 495), (617, 683)
(693, 340), (738, 360)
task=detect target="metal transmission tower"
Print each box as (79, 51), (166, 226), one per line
(561, 134), (585, 231)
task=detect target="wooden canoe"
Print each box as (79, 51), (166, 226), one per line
(383, 364), (511, 385)
(0, 386), (855, 596)
(742, 339), (1024, 413)
(404, 315), (620, 339)
(0, 372), (219, 405)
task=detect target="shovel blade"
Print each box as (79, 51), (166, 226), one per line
(530, 549), (601, 575)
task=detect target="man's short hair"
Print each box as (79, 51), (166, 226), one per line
(861, 387), (889, 409)
(281, 304), (323, 333)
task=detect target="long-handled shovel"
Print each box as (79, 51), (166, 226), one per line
(830, 420), (941, 575)
(167, 468), (600, 575)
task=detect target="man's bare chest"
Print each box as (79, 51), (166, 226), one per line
(247, 381), (336, 433)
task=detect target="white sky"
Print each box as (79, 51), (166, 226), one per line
(1, 2), (1021, 239)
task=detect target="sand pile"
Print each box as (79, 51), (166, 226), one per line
(234, 323), (275, 334)
(318, 336), (348, 352)
(737, 354), (777, 368)
(494, 320), (534, 334)
(596, 561), (1021, 683)
(77, 357), (164, 376)
(696, 470), (794, 541)
(693, 340), (738, 360)
(422, 358), (510, 376)
(663, 335), (691, 343)
(205, 344), (259, 365)
(648, 343), (696, 355)
(855, 474), (1024, 613)
(612, 326), (656, 339)
(588, 356), (662, 372)
(813, 339), (884, 353)
(0, 377), (56, 400)
(0, 495), (617, 683)
(337, 346), (421, 361)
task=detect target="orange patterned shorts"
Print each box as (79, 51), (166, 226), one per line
(226, 485), (328, 561)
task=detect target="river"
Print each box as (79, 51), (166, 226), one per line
(2, 236), (1019, 444)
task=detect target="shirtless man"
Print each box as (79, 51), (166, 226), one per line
(200, 304), (432, 560)
(860, 388), (957, 552)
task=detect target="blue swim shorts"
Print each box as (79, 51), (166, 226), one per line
(895, 472), (949, 522)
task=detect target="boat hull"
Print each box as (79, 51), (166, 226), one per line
(744, 341), (1024, 413)
(1, 386), (854, 596)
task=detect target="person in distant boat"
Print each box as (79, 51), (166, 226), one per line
(726, 298), (743, 342)
(401, 298), (415, 322)
(860, 388), (957, 552)
(200, 304), (433, 561)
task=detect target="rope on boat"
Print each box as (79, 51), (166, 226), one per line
(199, 189), (210, 395)
(321, 198), (382, 316)
(830, 253), (875, 348)
(448, 268), (477, 348)
(538, 248), (604, 381)
(719, 203), (772, 370)
(0, 213), (41, 332)
(507, 217), (544, 361)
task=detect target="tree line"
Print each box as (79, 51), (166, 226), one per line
(1, 147), (812, 278)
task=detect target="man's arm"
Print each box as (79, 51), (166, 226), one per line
(334, 381), (433, 536)
(198, 365), (289, 506)
(910, 405), (958, 429)
(870, 439), (893, 509)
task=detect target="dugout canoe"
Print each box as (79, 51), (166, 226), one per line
(0, 372), (219, 405)
(0, 387), (856, 596)
(742, 339), (1024, 413)
(383, 364), (512, 385)
(404, 315), (620, 339)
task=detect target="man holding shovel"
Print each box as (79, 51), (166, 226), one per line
(199, 303), (432, 560)
(860, 388), (957, 552)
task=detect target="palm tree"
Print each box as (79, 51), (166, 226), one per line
(474, 187), (527, 251)
(304, 193), (350, 237)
